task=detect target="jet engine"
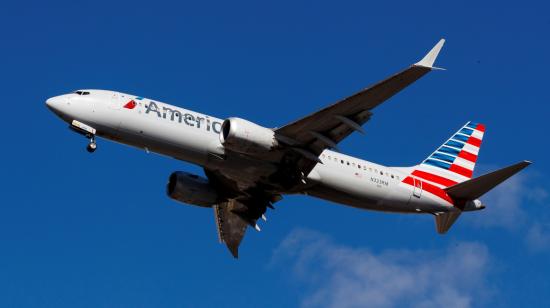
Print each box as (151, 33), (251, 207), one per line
(220, 117), (278, 155)
(166, 171), (218, 207)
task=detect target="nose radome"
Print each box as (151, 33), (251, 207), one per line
(46, 95), (69, 119)
(46, 95), (63, 109)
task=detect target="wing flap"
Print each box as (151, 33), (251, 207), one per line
(212, 196), (274, 258)
(213, 201), (249, 258)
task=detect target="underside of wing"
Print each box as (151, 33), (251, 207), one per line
(213, 197), (277, 258)
(274, 39), (445, 177)
(206, 168), (278, 258)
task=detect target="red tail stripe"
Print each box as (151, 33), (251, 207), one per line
(476, 123), (486, 132)
(411, 170), (458, 187)
(402, 176), (414, 186)
(403, 177), (454, 204)
(458, 150), (477, 163)
(421, 179), (455, 204)
(467, 136), (482, 147)
(449, 164), (473, 178)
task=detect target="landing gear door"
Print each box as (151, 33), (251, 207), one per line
(413, 178), (422, 198)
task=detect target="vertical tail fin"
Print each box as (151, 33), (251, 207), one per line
(413, 121), (485, 187)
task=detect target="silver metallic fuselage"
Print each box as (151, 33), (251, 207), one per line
(46, 90), (452, 214)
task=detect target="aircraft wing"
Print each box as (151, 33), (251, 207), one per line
(275, 39), (445, 175)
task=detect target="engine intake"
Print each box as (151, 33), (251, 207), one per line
(167, 171), (218, 207)
(220, 117), (278, 155)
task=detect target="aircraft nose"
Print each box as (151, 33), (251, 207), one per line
(46, 96), (62, 109)
(46, 95), (69, 119)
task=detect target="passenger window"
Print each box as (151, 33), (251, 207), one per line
(347, 161), (350, 166)
(341, 160), (344, 164)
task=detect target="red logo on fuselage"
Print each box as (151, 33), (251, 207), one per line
(124, 100), (136, 109)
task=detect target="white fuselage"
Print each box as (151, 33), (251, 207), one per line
(46, 90), (454, 214)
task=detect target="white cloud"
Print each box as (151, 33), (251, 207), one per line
(462, 169), (550, 253)
(272, 229), (492, 308)
(465, 174), (527, 229)
(464, 169), (549, 233)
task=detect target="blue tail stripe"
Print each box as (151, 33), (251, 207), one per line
(445, 140), (465, 149)
(423, 159), (451, 170)
(459, 128), (474, 136)
(431, 152), (456, 163)
(452, 134), (469, 142)
(466, 122), (478, 129)
(438, 146), (460, 155)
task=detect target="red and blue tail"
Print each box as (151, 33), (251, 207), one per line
(402, 122), (530, 234)
(412, 121), (485, 187)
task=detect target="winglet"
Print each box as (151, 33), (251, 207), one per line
(415, 39), (445, 69)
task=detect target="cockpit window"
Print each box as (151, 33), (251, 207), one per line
(74, 91), (90, 95)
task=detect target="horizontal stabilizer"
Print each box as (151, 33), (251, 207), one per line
(434, 211), (461, 234)
(445, 161), (531, 200)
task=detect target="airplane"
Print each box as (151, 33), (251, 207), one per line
(45, 39), (531, 258)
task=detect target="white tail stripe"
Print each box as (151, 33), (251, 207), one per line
(463, 143), (480, 155)
(454, 157), (475, 170)
(472, 130), (484, 140)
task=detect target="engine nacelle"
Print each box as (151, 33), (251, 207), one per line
(166, 171), (218, 207)
(220, 117), (278, 155)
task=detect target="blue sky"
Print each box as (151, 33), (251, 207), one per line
(1, 0), (549, 307)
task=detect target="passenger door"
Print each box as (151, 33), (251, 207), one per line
(413, 178), (422, 198)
